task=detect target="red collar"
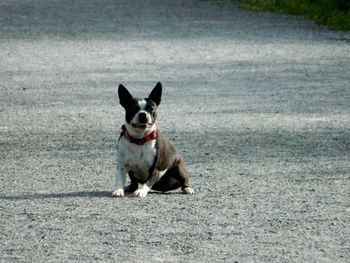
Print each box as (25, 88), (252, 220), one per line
(121, 125), (157, 145)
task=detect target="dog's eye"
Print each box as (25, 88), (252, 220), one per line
(145, 105), (154, 112)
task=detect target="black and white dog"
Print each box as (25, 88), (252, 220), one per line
(112, 82), (194, 198)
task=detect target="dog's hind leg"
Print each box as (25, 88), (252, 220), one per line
(175, 158), (194, 194)
(152, 168), (181, 192)
(152, 158), (194, 194)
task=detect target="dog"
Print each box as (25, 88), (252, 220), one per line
(112, 82), (194, 198)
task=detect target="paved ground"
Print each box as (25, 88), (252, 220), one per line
(1, 0), (350, 262)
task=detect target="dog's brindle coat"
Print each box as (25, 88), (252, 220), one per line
(112, 82), (194, 198)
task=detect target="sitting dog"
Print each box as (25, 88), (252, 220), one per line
(112, 82), (194, 198)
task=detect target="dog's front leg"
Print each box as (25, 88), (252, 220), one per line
(112, 168), (127, 197)
(133, 170), (159, 198)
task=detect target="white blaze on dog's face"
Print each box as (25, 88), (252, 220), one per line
(118, 82), (162, 137)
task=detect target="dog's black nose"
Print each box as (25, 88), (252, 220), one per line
(138, 112), (148, 123)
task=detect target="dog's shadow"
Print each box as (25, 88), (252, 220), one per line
(0, 191), (112, 201)
(1, 190), (182, 201)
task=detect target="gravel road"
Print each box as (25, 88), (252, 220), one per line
(1, 0), (349, 262)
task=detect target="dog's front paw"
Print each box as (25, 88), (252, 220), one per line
(133, 189), (148, 198)
(182, 187), (194, 195)
(112, 189), (125, 197)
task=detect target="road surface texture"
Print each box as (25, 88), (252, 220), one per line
(1, 0), (349, 262)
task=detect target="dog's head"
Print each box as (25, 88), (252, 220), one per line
(118, 82), (162, 136)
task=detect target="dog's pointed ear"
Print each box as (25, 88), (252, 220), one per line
(148, 82), (162, 106)
(118, 84), (133, 108)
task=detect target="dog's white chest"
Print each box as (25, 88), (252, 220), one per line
(117, 137), (156, 181)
